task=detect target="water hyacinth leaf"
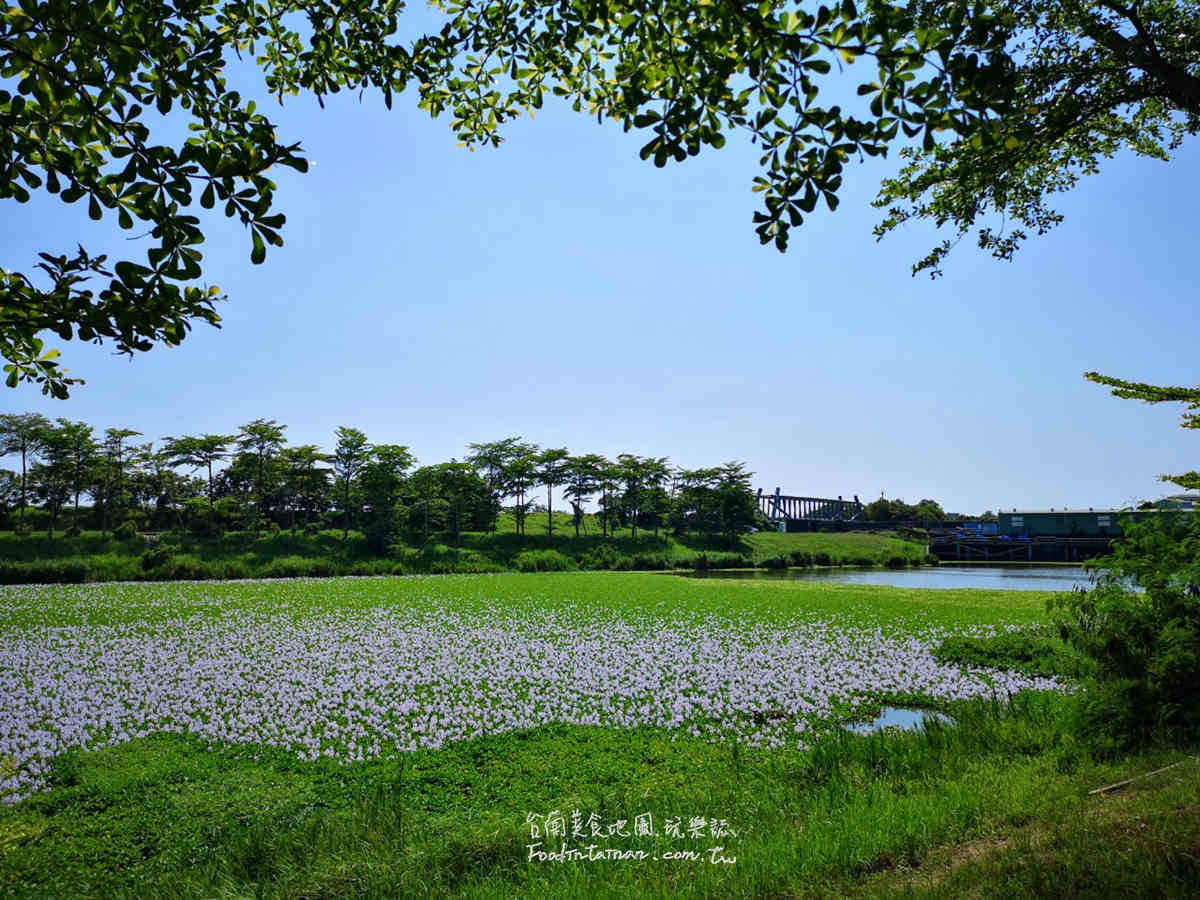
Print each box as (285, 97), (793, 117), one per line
(0, 577), (1069, 803)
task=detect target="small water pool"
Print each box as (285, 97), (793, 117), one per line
(844, 706), (954, 735)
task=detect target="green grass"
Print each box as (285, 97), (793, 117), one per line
(0, 520), (929, 584)
(0, 571), (1052, 629)
(3, 694), (1195, 898)
(848, 753), (1200, 899)
(0, 695), (1065, 897)
(745, 529), (927, 563)
(934, 626), (1095, 680)
(3, 575), (1191, 897)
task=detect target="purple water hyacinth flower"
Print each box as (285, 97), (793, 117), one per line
(0, 583), (1067, 801)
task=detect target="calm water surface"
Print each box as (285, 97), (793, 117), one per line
(685, 565), (1094, 592)
(845, 706), (955, 735)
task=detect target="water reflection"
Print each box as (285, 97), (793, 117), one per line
(845, 706), (954, 735)
(683, 565), (1095, 592)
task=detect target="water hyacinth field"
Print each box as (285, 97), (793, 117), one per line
(0, 574), (1063, 802)
(8, 572), (1185, 899)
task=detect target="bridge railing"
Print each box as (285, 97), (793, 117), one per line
(756, 489), (864, 521)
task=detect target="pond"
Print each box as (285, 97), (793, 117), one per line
(683, 565), (1095, 592)
(844, 706), (955, 735)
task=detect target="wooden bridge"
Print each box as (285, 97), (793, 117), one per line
(757, 489), (865, 529)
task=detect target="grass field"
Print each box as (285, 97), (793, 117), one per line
(1, 574), (1195, 898)
(0, 520), (930, 583)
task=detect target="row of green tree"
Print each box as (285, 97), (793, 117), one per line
(0, 414), (759, 551)
(861, 496), (949, 524)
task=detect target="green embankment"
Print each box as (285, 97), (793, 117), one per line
(0, 514), (929, 583)
(0, 576), (1195, 898)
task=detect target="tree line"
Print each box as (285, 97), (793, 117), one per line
(862, 496), (949, 524)
(0, 414), (760, 550)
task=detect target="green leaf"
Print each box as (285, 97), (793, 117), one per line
(250, 229), (266, 264)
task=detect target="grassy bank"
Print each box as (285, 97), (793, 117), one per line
(5, 708), (1198, 898)
(0, 575), (1194, 898)
(0, 515), (929, 583)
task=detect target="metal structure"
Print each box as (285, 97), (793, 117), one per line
(927, 506), (1196, 563)
(757, 488), (864, 528)
(926, 533), (1114, 563)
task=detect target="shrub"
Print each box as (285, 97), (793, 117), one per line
(64, 525), (81, 538)
(123, 510), (149, 531)
(705, 552), (751, 569)
(812, 551), (832, 567)
(758, 554), (790, 570)
(113, 521), (138, 541)
(190, 518), (221, 538)
(1050, 513), (1200, 750)
(310, 559), (337, 578)
(162, 556), (214, 581)
(935, 627), (1089, 679)
(630, 552), (669, 570)
(260, 556), (318, 579)
(788, 551), (812, 567)
(0, 560), (89, 584)
(883, 554), (909, 569)
(139, 545), (175, 572)
(513, 549), (577, 572)
(579, 544), (626, 571)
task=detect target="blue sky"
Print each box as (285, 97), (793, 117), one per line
(2, 45), (1196, 516)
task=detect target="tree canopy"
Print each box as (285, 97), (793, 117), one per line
(4, 0), (1197, 395)
(1086, 370), (1200, 491)
(2, 416), (770, 544)
(875, 0), (1200, 275)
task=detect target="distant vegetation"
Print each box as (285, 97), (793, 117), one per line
(0, 414), (942, 582)
(0, 416), (762, 546)
(0, 514), (930, 584)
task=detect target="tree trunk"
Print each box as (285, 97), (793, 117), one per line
(19, 448), (26, 525)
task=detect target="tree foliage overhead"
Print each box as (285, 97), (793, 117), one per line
(876, 0), (1200, 276)
(0, 0), (413, 397)
(1086, 370), (1200, 491)
(416, 0), (1017, 249)
(6, 0), (1195, 395)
